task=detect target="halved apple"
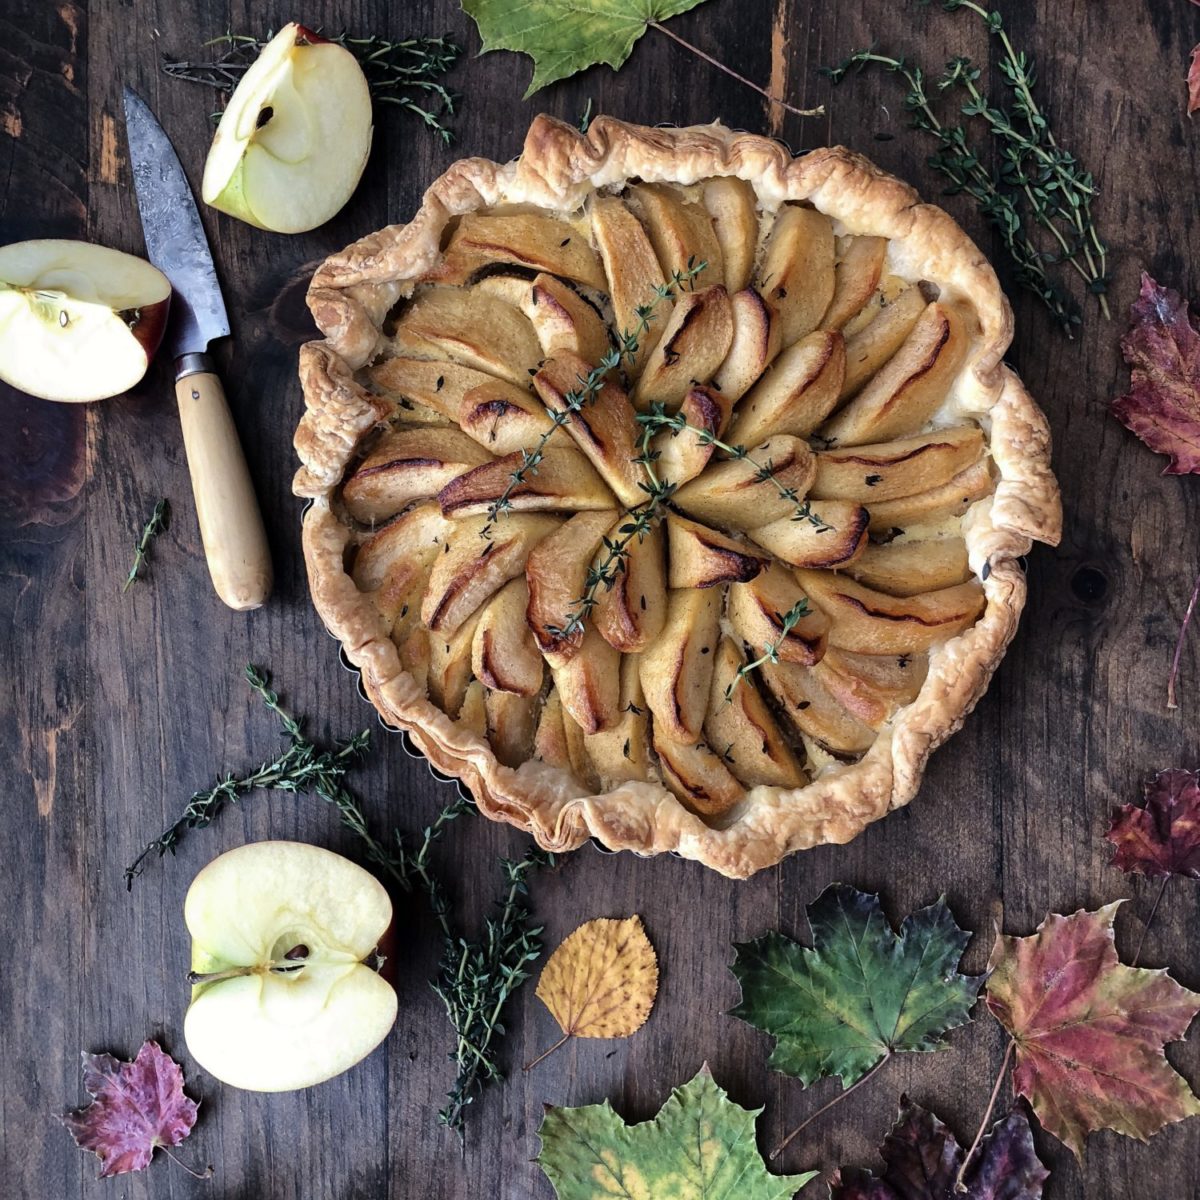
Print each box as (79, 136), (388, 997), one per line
(756, 205), (835, 346)
(550, 626), (622, 733)
(712, 288), (782, 402)
(631, 285), (734, 410)
(702, 177), (759, 293)
(727, 562), (830, 667)
(758, 660), (877, 756)
(652, 385), (732, 487)
(183, 841), (396, 1091)
(584, 654), (654, 787)
(628, 182), (724, 289)
(839, 282), (927, 400)
(846, 535), (972, 597)
(748, 501), (870, 570)
(438, 447), (614, 517)
(478, 272), (610, 363)
(428, 609), (483, 717)
(471, 578), (544, 696)
(639, 587), (722, 743)
(0, 239), (170, 403)
(653, 729), (745, 821)
(592, 519), (667, 653)
(201, 24), (372, 234)
(821, 236), (887, 332)
(866, 458), (994, 532)
(813, 647), (929, 727)
(666, 514), (770, 588)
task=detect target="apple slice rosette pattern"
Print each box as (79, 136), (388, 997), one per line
(295, 116), (1060, 879)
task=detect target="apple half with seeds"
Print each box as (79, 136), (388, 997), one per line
(183, 840), (397, 1091)
(201, 23), (373, 233)
(0, 239), (170, 403)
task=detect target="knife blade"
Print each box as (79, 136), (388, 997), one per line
(122, 87), (272, 611)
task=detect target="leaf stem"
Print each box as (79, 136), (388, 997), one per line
(1131, 876), (1170, 968)
(1167, 568), (1200, 710)
(523, 1032), (572, 1073)
(954, 1039), (1015, 1192)
(770, 1053), (891, 1160)
(157, 1143), (214, 1180)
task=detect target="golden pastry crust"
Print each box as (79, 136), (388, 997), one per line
(296, 115), (1061, 879)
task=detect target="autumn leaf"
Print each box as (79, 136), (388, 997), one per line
(537, 1065), (818, 1199)
(1107, 768), (1200, 880)
(527, 914), (658, 1069)
(461, 0), (708, 97)
(1110, 272), (1200, 474)
(984, 904), (1200, 1158)
(829, 1095), (1048, 1200)
(1189, 45), (1200, 116)
(730, 884), (982, 1088)
(59, 1041), (207, 1179)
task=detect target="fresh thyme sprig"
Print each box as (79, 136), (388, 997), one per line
(726, 599), (813, 700)
(121, 499), (170, 593)
(163, 30), (461, 143)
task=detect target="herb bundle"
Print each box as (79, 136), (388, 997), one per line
(122, 499), (170, 593)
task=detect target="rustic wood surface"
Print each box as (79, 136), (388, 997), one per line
(3, 1), (1199, 1196)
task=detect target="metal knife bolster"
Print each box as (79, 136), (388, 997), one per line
(176, 352), (215, 382)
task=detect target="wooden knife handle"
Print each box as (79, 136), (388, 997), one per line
(175, 355), (273, 611)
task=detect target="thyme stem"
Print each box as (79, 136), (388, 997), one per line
(122, 499), (170, 592)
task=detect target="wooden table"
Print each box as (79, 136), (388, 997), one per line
(3, 1), (1199, 1196)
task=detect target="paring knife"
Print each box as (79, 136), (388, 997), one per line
(122, 87), (272, 611)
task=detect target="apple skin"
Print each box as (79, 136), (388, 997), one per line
(183, 840), (398, 1092)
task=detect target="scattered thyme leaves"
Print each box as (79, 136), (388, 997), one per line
(121, 500), (170, 593)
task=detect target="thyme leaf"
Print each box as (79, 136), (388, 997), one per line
(121, 499), (170, 593)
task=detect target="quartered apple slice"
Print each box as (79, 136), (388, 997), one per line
(584, 654), (653, 787)
(749, 501), (870, 570)
(631, 285), (734, 410)
(666, 515), (770, 588)
(484, 688), (540, 768)
(653, 729), (745, 821)
(592, 520), (667, 653)
(640, 587), (722, 743)
(712, 288), (782, 402)
(428, 609), (483, 717)
(652, 385), (732, 487)
(478, 272), (609, 363)
(471, 578), (544, 696)
(702, 177), (759, 293)
(759, 660), (877, 756)
(822, 236), (888, 332)
(813, 647), (929, 727)
(846, 535), (972, 597)
(839, 283), (928, 400)
(727, 562), (830, 667)
(866, 458), (994, 532)
(628, 182), (725, 289)
(756, 205), (835, 345)
(438, 447), (614, 517)
(534, 689), (600, 790)
(551, 626), (622, 734)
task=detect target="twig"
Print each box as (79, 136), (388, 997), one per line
(770, 1054), (891, 1159)
(954, 1040), (1016, 1192)
(1167, 568), (1200, 710)
(121, 499), (170, 592)
(1131, 877), (1170, 968)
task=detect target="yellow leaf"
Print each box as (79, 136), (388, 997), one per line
(527, 915), (658, 1070)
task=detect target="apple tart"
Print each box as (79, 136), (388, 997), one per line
(295, 116), (1060, 878)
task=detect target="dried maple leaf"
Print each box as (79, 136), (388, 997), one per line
(1110, 273), (1200, 474)
(527, 914), (658, 1069)
(537, 1065), (817, 1199)
(1189, 45), (1200, 116)
(59, 1040), (206, 1178)
(829, 1095), (1048, 1200)
(984, 904), (1200, 1158)
(1107, 768), (1200, 879)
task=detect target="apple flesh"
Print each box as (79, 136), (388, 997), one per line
(183, 840), (397, 1091)
(201, 23), (373, 233)
(0, 239), (170, 403)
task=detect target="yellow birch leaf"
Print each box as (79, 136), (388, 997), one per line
(527, 915), (658, 1070)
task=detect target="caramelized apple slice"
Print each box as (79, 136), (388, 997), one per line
(422, 513), (558, 635)
(534, 690), (599, 790)
(673, 435), (816, 530)
(756, 206), (835, 345)
(628, 182), (724, 289)
(822, 237), (887, 331)
(846, 536), (971, 597)
(458, 680), (488, 736)
(367, 357), (520, 423)
(652, 385), (733, 487)
(839, 283), (927, 400)
(458, 380), (569, 455)
(640, 587), (722, 743)
(590, 194), (669, 376)
(631, 286), (734, 410)
(653, 729), (745, 820)
(485, 689), (540, 768)
(726, 331), (845, 446)
(439, 447), (615, 517)
(866, 459), (993, 533)
(342, 427), (493, 523)
(428, 609), (483, 717)
(702, 177), (759, 293)
(727, 562), (830, 667)
(394, 625), (431, 692)
(813, 647), (928, 727)
(705, 637), (807, 789)
(592, 519), (667, 653)
(471, 578), (544, 696)
(551, 625), (622, 734)
(392, 286), (542, 387)
(526, 509), (620, 664)
(427, 211), (606, 290)
(712, 288), (782, 403)
(759, 660), (876, 755)
(533, 353), (648, 506)
(811, 427), (985, 503)
(584, 654), (654, 786)
(794, 569), (985, 654)
(666, 515), (770, 588)
(749, 501), (869, 570)
(478, 272), (610, 363)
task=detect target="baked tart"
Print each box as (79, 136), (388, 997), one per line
(295, 115), (1060, 878)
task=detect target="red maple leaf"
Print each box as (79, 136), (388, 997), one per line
(984, 905), (1200, 1158)
(1189, 45), (1200, 116)
(1107, 768), (1200, 879)
(59, 1040), (204, 1178)
(1110, 273), (1200, 474)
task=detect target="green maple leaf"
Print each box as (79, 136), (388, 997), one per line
(730, 883), (983, 1088)
(461, 0), (710, 98)
(537, 1066), (817, 1199)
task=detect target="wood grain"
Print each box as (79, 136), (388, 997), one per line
(2, 0), (1199, 1196)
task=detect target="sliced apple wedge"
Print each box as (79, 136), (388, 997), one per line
(712, 288), (782, 403)
(183, 841), (396, 1092)
(201, 24), (372, 234)
(628, 182), (725, 289)
(640, 587), (722, 743)
(846, 536), (972, 597)
(422, 513), (558, 635)
(702, 177), (759, 293)
(438, 447), (614, 517)
(478, 272), (610, 363)
(748, 501), (870, 570)
(395, 625), (431, 693)
(534, 689), (600, 789)
(822, 236), (887, 331)
(631, 285), (734, 410)
(839, 282), (928, 400)
(726, 330), (845, 446)
(667, 514), (770, 588)
(584, 654), (654, 787)
(392, 286), (541, 387)
(551, 626), (622, 733)
(427, 212), (605, 290)
(866, 458), (994, 532)
(526, 509), (620, 664)
(653, 730), (745, 821)
(727, 562), (830, 667)
(673, 435), (815, 530)
(810, 426), (985, 503)
(0, 239), (170, 403)
(341, 427), (493, 524)
(759, 660), (877, 756)
(484, 688), (540, 768)
(756, 205), (835, 346)
(428, 608), (483, 717)
(652, 385), (733, 487)
(533, 354), (648, 506)
(471, 578), (544, 696)
(814, 647), (929, 727)
(794, 569), (985, 654)
(705, 637), (807, 789)
(592, 519), (667, 653)
(458, 680), (488, 736)
(458, 380), (571, 455)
